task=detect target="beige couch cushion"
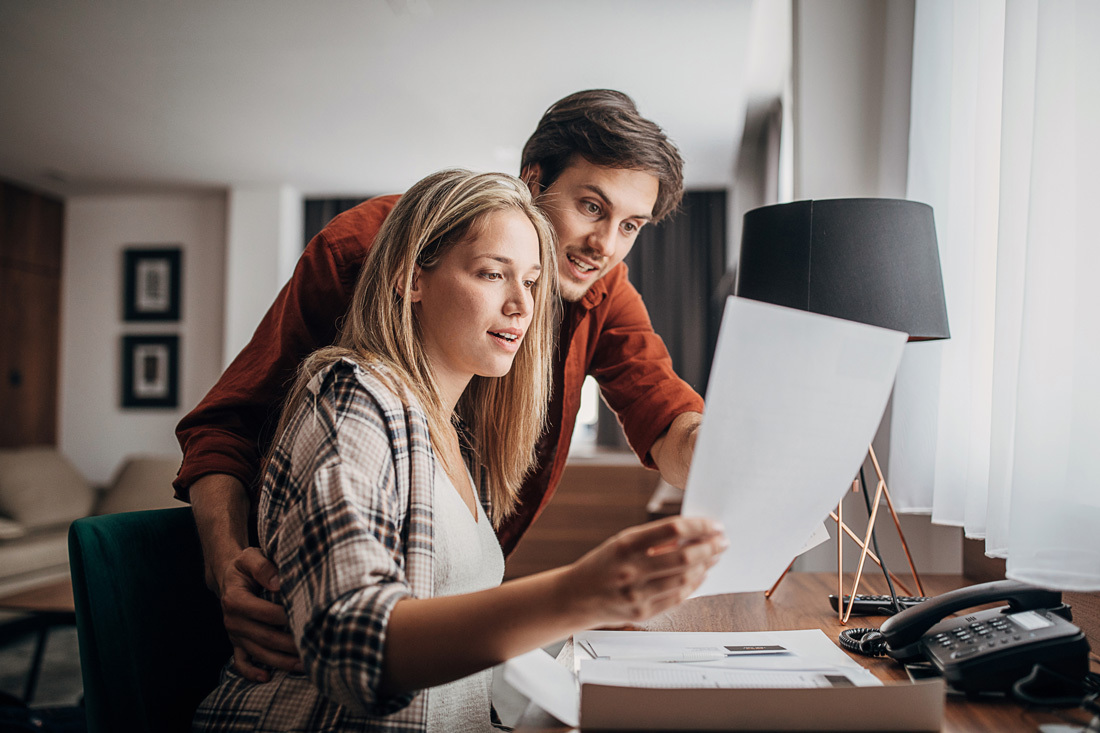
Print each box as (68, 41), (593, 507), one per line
(0, 516), (27, 540)
(0, 446), (94, 530)
(0, 526), (71, 581)
(97, 455), (182, 515)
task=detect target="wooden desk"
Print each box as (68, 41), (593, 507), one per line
(515, 573), (1097, 732)
(0, 579), (74, 615)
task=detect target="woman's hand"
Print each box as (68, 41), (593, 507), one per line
(564, 516), (727, 627)
(381, 516), (725, 694)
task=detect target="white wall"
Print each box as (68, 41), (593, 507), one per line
(222, 185), (302, 367)
(59, 193), (227, 485)
(791, 0), (962, 574)
(794, 0), (913, 199)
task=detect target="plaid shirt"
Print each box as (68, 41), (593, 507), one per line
(194, 359), (493, 732)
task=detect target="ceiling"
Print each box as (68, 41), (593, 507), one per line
(0, 0), (781, 199)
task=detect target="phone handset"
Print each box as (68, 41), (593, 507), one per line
(878, 579), (1063, 661)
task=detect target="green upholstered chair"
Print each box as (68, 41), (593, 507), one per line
(68, 507), (231, 733)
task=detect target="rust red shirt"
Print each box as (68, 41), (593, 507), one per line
(174, 194), (703, 555)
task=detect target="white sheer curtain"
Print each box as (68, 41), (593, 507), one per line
(888, 0), (1100, 590)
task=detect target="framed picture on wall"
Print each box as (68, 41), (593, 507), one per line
(121, 335), (179, 408)
(123, 247), (182, 321)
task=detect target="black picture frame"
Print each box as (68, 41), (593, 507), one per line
(123, 247), (182, 321)
(121, 335), (179, 408)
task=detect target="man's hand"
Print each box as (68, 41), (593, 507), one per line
(218, 547), (302, 682)
(190, 473), (302, 682)
(650, 411), (703, 488)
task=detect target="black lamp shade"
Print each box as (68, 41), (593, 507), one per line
(735, 199), (950, 341)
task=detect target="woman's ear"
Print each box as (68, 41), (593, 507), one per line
(520, 163), (542, 198)
(399, 266), (423, 303)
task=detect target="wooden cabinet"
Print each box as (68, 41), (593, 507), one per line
(504, 454), (660, 579)
(0, 181), (64, 447)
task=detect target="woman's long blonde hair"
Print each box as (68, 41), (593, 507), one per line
(274, 169), (558, 525)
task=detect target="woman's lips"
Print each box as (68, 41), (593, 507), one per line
(488, 329), (523, 351)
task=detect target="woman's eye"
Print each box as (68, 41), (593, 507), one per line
(583, 201), (601, 215)
(481, 272), (502, 281)
(524, 279), (537, 289)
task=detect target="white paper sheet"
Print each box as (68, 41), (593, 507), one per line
(575, 630), (881, 691)
(799, 521), (831, 554)
(576, 630), (867, 673)
(501, 647), (579, 727)
(682, 297), (907, 596)
(579, 661), (881, 689)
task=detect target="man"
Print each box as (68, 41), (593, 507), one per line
(175, 89), (705, 682)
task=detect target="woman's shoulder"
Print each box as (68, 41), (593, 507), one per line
(278, 357), (431, 473)
(307, 356), (422, 421)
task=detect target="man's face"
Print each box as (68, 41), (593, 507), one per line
(533, 157), (659, 302)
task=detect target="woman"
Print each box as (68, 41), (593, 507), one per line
(194, 169), (726, 732)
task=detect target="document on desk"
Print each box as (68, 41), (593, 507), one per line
(576, 629), (880, 687)
(576, 630), (870, 673)
(574, 629), (945, 731)
(682, 297), (908, 596)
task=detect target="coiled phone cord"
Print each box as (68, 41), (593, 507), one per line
(837, 626), (887, 656)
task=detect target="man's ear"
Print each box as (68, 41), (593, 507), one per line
(520, 163), (542, 197)
(396, 266), (423, 302)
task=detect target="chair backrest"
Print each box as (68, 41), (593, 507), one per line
(69, 507), (230, 733)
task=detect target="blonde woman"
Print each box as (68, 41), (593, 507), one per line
(194, 169), (726, 732)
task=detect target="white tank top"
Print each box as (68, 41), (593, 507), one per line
(426, 463), (505, 733)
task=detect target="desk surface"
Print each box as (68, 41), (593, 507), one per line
(515, 572), (1097, 732)
(0, 578), (74, 614)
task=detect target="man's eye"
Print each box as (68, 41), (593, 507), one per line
(622, 222), (638, 234)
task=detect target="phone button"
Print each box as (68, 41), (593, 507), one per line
(952, 646), (980, 659)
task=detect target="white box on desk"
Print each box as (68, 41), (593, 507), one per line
(579, 678), (945, 731)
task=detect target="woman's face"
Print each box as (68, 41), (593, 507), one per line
(411, 208), (542, 400)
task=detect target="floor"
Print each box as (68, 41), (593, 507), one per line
(0, 622), (83, 707)
(0, 616), (539, 728)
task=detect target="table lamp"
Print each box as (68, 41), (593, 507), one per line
(735, 198), (950, 622)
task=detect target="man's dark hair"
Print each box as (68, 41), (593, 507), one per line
(521, 89), (684, 223)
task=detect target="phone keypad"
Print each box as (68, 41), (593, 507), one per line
(930, 616), (1022, 659)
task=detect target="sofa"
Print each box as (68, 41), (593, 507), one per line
(0, 446), (183, 596)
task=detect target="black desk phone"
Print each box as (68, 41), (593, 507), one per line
(846, 579), (1091, 694)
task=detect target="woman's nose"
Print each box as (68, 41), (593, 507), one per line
(505, 281), (531, 317)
